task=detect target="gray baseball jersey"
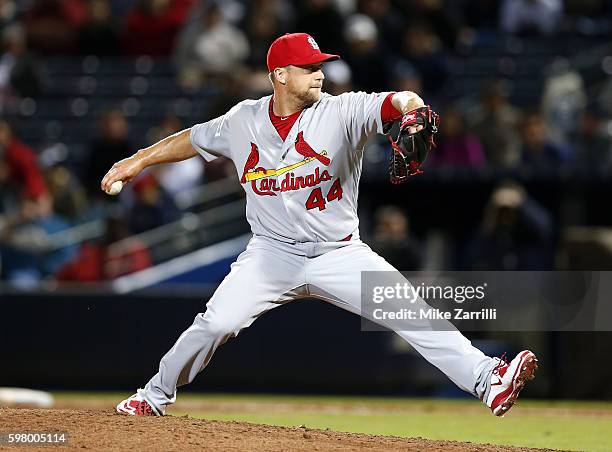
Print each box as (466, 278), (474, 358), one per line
(190, 92), (389, 242)
(137, 92), (497, 414)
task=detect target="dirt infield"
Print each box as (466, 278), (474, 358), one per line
(47, 395), (612, 418)
(0, 408), (556, 451)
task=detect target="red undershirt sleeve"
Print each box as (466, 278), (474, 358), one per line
(381, 92), (403, 123)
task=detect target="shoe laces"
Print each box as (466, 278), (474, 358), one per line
(492, 352), (509, 375)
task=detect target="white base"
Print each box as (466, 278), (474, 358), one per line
(0, 387), (54, 408)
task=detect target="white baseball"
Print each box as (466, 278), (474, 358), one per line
(106, 180), (123, 196)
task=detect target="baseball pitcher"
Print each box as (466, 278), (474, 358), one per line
(103, 33), (537, 418)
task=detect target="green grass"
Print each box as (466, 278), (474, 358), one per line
(54, 392), (612, 451)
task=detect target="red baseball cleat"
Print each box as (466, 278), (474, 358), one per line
(485, 350), (538, 417)
(116, 393), (161, 416)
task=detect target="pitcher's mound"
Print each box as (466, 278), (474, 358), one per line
(0, 408), (550, 451)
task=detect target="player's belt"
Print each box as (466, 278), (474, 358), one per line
(244, 151), (328, 182)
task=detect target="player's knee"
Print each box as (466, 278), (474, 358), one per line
(198, 313), (241, 340)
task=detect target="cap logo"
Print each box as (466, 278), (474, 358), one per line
(307, 36), (319, 50)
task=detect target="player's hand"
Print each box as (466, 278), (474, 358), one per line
(406, 98), (426, 134)
(407, 124), (425, 134)
(101, 156), (144, 193)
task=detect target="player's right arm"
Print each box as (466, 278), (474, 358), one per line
(101, 107), (235, 193)
(101, 129), (195, 192)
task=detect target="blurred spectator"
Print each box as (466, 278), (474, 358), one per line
(242, 0), (294, 69)
(0, 119), (48, 208)
(124, 0), (194, 57)
(43, 160), (88, 222)
(55, 240), (102, 281)
(389, 59), (423, 94)
(430, 105), (485, 168)
(330, 0), (356, 16)
(296, 0), (345, 54)
(175, 2), (249, 79)
(0, 0), (18, 29)
(244, 67), (275, 98)
(0, 120), (76, 284)
(0, 24), (42, 113)
(323, 60), (353, 95)
(520, 110), (573, 170)
(564, 0), (612, 36)
(56, 214), (151, 281)
(84, 108), (133, 197)
(147, 115), (204, 196)
(0, 148), (8, 210)
(343, 14), (391, 92)
(104, 216), (152, 278)
(462, 0), (500, 30)
(0, 204), (77, 285)
(400, 22), (449, 101)
(202, 156), (236, 183)
(462, 181), (554, 270)
(357, 0), (405, 53)
(106, 0), (135, 17)
(401, 0), (463, 51)
(570, 104), (612, 171)
(196, 70), (248, 181)
(598, 75), (612, 117)
(205, 70), (249, 119)
(77, 0), (119, 56)
(500, 0), (563, 36)
(146, 114), (182, 146)
(3, 0), (611, 285)
(470, 80), (521, 168)
(128, 172), (181, 234)
(369, 205), (422, 270)
(24, 0), (88, 54)
(541, 59), (587, 147)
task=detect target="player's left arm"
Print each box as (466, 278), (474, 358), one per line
(338, 90), (427, 149)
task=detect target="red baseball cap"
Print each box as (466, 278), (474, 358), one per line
(267, 33), (340, 72)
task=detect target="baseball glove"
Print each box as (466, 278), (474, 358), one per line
(387, 106), (440, 184)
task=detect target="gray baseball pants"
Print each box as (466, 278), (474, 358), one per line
(139, 235), (496, 414)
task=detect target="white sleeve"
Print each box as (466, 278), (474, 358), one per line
(190, 113), (232, 162)
(337, 91), (391, 150)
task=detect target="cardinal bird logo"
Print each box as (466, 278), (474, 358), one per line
(295, 132), (330, 166)
(241, 142), (260, 183)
